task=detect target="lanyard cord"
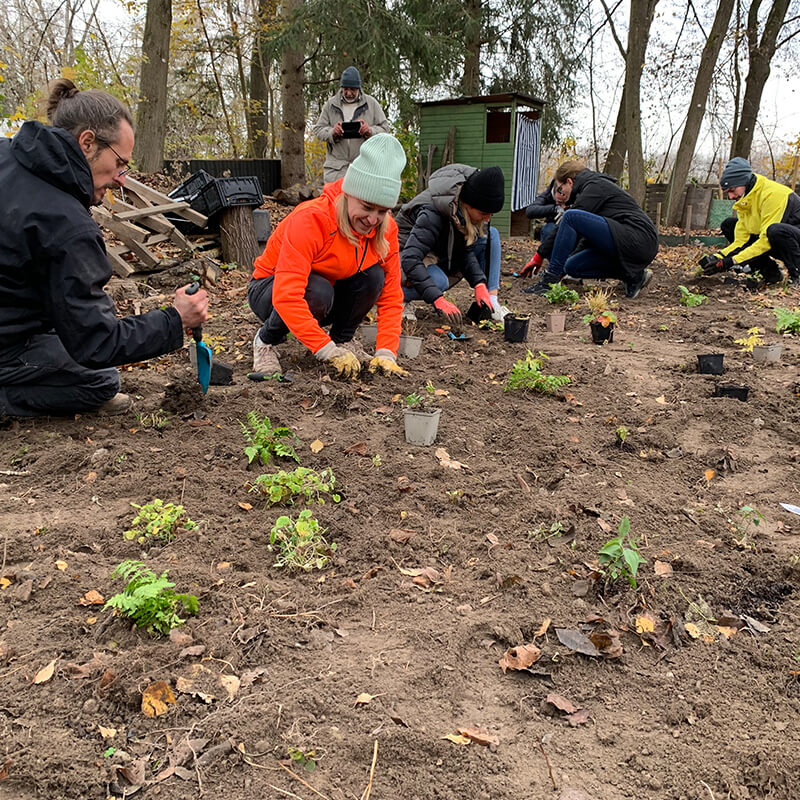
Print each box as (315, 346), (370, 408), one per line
(355, 242), (368, 273)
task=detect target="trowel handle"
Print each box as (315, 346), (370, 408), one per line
(185, 282), (203, 342)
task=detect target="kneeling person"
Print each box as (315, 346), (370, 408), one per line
(249, 134), (408, 380)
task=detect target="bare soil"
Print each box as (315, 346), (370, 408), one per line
(2, 242), (800, 800)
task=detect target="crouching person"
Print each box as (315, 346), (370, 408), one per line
(0, 79), (208, 418)
(248, 134), (408, 380)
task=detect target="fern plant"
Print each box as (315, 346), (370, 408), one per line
(104, 560), (198, 636)
(240, 411), (300, 466)
(775, 307), (800, 335)
(504, 351), (570, 394)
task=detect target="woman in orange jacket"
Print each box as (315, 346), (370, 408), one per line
(248, 133), (408, 379)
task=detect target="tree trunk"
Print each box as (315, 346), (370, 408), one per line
(664, 0), (734, 226)
(730, 0), (790, 159)
(461, 0), (482, 96)
(248, 0), (275, 158)
(624, 0), (658, 206)
(280, 0), (306, 187)
(604, 84), (627, 178)
(220, 206), (260, 268)
(132, 0), (172, 172)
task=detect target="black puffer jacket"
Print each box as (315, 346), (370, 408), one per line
(525, 180), (557, 221)
(394, 164), (488, 304)
(558, 169), (658, 279)
(0, 121), (182, 367)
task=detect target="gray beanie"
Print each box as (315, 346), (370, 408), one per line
(720, 157), (753, 189)
(342, 134), (407, 208)
(340, 66), (362, 88)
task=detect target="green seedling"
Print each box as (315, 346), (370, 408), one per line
(542, 282), (580, 306)
(597, 516), (645, 588)
(287, 747), (317, 772)
(269, 509), (336, 571)
(775, 307), (800, 334)
(104, 560), (198, 636)
(136, 410), (171, 430)
(528, 521), (566, 542)
(248, 467), (340, 506)
(241, 411), (300, 466)
(732, 505), (765, 549)
(678, 285), (708, 307)
(505, 350), (570, 394)
(582, 286), (617, 326)
(734, 326), (764, 352)
(124, 499), (196, 544)
(615, 426), (629, 446)
(9, 445), (29, 466)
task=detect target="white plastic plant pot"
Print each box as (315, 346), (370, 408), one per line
(403, 407), (441, 446)
(752, 343), (782, 364)
(398, 334), (423, 358)
(360, 324), (377, 347)
(545, 312), (566, 334)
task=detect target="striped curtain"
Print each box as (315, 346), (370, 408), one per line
(511, 115), (541, 212)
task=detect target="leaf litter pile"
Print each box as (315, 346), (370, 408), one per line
(1, 243), (799, 800)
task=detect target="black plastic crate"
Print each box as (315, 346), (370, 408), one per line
(195, 176), (264, 217)
(168, 169), (214, 202)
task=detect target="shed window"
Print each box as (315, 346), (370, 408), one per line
(486, 108), (511, 143)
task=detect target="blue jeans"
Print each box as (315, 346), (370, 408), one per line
(549, 210), (623, 280)
(403, 226), (501, 301)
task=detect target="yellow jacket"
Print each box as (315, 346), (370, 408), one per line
(722, 174), (796, 263)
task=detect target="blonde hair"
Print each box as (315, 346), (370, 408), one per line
(555, 159), (586, 183)
(336, 193), (390, 259)
(457, 200), (484, 246)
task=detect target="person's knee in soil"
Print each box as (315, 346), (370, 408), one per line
(767, 222), (800, 284)
(248, 133), (409, 381)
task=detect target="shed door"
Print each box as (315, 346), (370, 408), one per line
(511, 114), (540, 212)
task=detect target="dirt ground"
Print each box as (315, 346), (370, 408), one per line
(2, 240), (800, 800)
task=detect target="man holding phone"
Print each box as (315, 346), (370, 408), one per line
(312, 67), (392, 184)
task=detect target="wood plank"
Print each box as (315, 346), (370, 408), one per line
(106, 199), (175, 235)
(115, 202), (191, 220)
(91, 206), (149, 243)
(106, 248), (136, 277)
(123, 177), (208, 227)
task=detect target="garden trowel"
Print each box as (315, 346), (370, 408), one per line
(186, 282), (212, 393)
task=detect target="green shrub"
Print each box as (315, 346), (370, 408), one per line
(505, 351), (570, 394)
(597, 516), (645, 588)
(775, 307), (800, 334)
(240, 411), (300, 466)
(269, 510), (336, 571)
(124, 499), (196, 544)
(249, 467), (340, 506)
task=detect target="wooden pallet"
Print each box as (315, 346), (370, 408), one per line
(92, 177), (209, 277)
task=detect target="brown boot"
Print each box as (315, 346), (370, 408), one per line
(95, 393), (132, 416)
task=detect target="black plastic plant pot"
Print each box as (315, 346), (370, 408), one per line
(466, 301), (493, 324)
(503, 314), (530, 343)
(589, 320), (614, 345)
(697, 353), (724, 375)
(713, 384), (750, 401)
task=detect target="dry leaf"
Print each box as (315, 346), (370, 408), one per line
(684, 623), (702, 639)
(389, 529), (417, 544)
(635, 614), (656, 634)
(555, 628), (600, 657)
(435, 447), (468, 470)
(498, 643), (541, 673)
(141, 680), (177, 717)
(443, 733), (471, 745)
(344, 441), (367, 455)
(310, 439), (325, 453)
(534, 618), (552, 637)
(545, 693), (578, 714)
(486, 533), (499, 545)
(0, 577), (11, 590)
(78, 589), (104, 606)
(33, 658), (57, 685)
(354, 693), (374, 706)
(715, 625), (738, 639)
(654, 560), (673, 577)
(457, 727), (499, 747)
(567, 708), (592, 727)
(704, 469), (715, 482)
(597, 518), (613, 533)
(237, 502), (253, 511)
(55, 560), (68, 571)
(98, 725), (117, 739)
(655, 395), (667, 404)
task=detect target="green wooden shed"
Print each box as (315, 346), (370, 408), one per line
(417, 92), (546, 237)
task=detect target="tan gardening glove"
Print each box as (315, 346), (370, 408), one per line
(315, 342), (361, 379)
(369, 349), (408, 377)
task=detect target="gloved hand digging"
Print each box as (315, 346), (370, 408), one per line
(369, 349), (408, 376)
(699, 253), (733, 274)
(521, 253), (543, 277)
(474, 282), (492, 310)
(315, 342), (361, 379)
(433, 296), (462, 323)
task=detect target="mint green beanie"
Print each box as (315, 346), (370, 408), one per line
(342, 134), (407, 208)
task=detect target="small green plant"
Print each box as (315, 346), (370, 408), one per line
(775, 307), (800, 334)
(269, 509), (336, 571)
(249, 467), (340, 506)
(136, 410), (171, 430)
(597, 516), (645, 588)
(582, 286), (617, 326)
(615, 426), (629, 446)
(733, 505), (765, 549)
(678, 285), (708, 307)
(124, 499), (196, 544)
(404, 392), (423, 407)
(287, 747), (317, 772)
(9, 445), (29, 466)
(504, 350), (570, 394)
(104, 560), (198, 636)
(528, 521), (566, 541)
(734, 327), (764, 352)
(240, 411), (300, 466)
(543, 282), (580, 306)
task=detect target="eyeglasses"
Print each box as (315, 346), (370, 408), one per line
(95, 134), (131, 176)
(554, 183), (569, 198)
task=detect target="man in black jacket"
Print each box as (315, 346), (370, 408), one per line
(0, 79), (208, 418)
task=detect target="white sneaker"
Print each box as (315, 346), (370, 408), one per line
(96, 393), (132, 416)
(253, 333), (282, 374)
(491, 304), (509, 322)
(402, 303), (417, 321)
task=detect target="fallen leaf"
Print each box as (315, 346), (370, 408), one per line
(389, 529), (417, 544)
(534, 618), (551, 637)
(55, 560), (68, 571)
(486, 532), (499, 546)
(237, 502), (253, 511)
(141, 680), (177, 717)
(33, 658), (57, 684)
(435, 447), (469, 470)
(597, 518), (613, 533)
(78, 589), (105, 606)
(457, 727), (499, 747)
(684, 622), (702, 639)
(545, 693), (578, 714)
(704, 468), (715, 482)
(555, 628), (600, 657)
(0, 759), (9, 780)
(344, 441), (367, 455)
(567, 708), (592, 727)
(443, 733), (471, 745)
(310, 439), (325, 453)
(98, 725), (117, 739)
(715, 625), (738, 639)
(0, 577), (12, 590)
(355, 693), (374, 706)
(498, 643), (541, 673)
(635, 614), (656, 634)
(589, 629), (623, 658)
(176, 663), (239, 703)
(655, 395), (667, 404)
(396, 476), (412, 492)
(654, 560), (673, 577)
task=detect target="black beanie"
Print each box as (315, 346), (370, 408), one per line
(460, 166), (505, 214)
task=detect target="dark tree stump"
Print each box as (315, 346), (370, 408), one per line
(219, 206), (260, 268)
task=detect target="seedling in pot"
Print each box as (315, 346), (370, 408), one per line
(582, 287), (617, 326)
(734, 327), (764, 352)
(124, 499), (197, 544)
(543, 282), (580, 306)
(679, 285), (708, 307)
(775, 307), (800, 334)
(104, 560), (198, 636)
(248, 467), (340, 506)
(597, 516), (645, 588)
(269, 509), (337, 571)
(240, 411), (300, 466)
(505, 350), (570, 395)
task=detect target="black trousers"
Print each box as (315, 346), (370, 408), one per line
(721, 216), (800, 279)
(248, 265), (384, 347)
(0, 334), (120, 417)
